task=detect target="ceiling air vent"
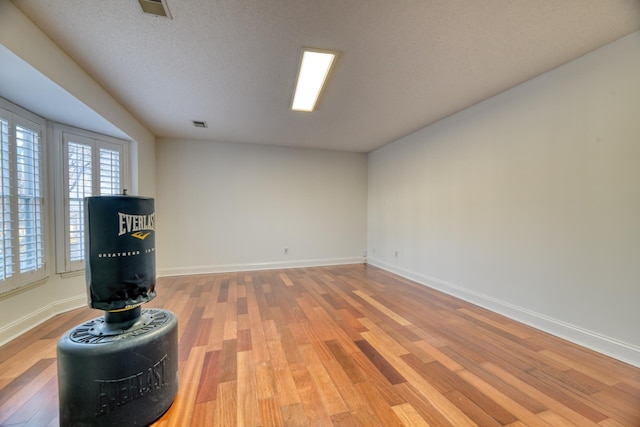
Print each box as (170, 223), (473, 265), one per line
(192, 120), (208, 128)
(138, 0), (172, 18)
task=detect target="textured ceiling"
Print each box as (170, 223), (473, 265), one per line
(9, 0), (640, 152)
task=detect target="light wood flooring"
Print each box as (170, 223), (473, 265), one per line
(0, 264), (639, 426)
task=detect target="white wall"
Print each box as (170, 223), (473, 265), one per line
(0, 2), (156, 345)
(156, 139), (367, 276)
(367, 32), (640, 367)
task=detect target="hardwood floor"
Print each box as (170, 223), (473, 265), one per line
(1, 264), (639, 426)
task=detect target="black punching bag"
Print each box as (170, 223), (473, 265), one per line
(85, 196), (156, 311)
(57, 196), (178, 427)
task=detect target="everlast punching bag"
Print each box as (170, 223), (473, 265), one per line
(57, 196), (178, 426)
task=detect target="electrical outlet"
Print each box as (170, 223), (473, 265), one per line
(284, 248), (289, 254)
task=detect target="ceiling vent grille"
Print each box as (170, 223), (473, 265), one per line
(138, 0), (172, 18)
(192, 120), (208, 128)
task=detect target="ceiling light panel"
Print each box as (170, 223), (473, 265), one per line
(292, 48), (338, 112)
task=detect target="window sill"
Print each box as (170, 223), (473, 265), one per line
(59, 269), (84, 279)
(0, 276), (50, 302)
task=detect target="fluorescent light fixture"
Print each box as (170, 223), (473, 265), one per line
(292, 48), (338, 112)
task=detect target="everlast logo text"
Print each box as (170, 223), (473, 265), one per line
(118, 212), (155, 237)
(95, 355), (168, 416)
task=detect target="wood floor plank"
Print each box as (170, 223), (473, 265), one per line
(195, 350), (220, 403)
(258, 397), (285, 426)
(588, 389), (640, 426)
(280, 402), (308, 426)
(213, 380), (236, 427)
(246, 285), (270, 363)
(354, 339), (406, 385)
(298, 343), (348, 416)
(0, 339), (57, 381)
(391, 402), (432, 427)
(599, 418), (629, 427)
(0, 358), (54, 409)
(413, 339), (463, 371)
(164, 345), (206, 427)
(279, 273), (295, 287)
(537, 410), (581, 427)
(216, 339), (237, 384)
(482, 362), (603, 426)
(202, 277), (222, 319)
(468, 362), (549, 415)
(0, 359), (57, 425)
(254, 359), (277, 400)
(290, 362), (333, 426)
(206, 301), (227, 352)
(265, 340), (302, 407)
(355, 381), (405, 427)
(350, 350), (406, 407)
(320, 353), (382, 425)
(0, 264), (639, 426)
(443, 389), (504, 427)
(353, 290), (412, 326)
(358, 317), (411, 357)
(539, 348), (621, 386)
(394, 382), (457, 427)
(457, 369), (552, 427)
(361, 330), (478, 426)
(17, 376), (57, 427)
(223, 302), (238, 341)
(236, 350), (259, 427)
(190, 400), (215, 427)
(325, 339), (367, 384)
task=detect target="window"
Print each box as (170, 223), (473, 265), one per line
(54, 126), (128, 273)
(0, 106), (47, 292)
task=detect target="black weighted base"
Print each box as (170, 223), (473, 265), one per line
(57, 309), (178, 426)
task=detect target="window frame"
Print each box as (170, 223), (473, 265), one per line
(0, 102), (48, 293)
(53, 124), (130, 274)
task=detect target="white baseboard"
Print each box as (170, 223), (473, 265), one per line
(0, 294), (85, 347)
(53, 294), (87, 315)
(366, 257), (640, 368)
(157, 257), (365, 277)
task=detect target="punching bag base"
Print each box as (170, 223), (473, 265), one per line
(57, 309), (178, 427)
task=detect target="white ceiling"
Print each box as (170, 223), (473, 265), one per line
(7, 0), (640, 153)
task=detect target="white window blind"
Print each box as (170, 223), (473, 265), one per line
(56, 126), (128, 273)
(16, 124), (44, 273)
(67, 141), (92, 262)
(99, 148), (120, 195)
(0, 107), (46, 291)
(0, 117), (13, 282)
